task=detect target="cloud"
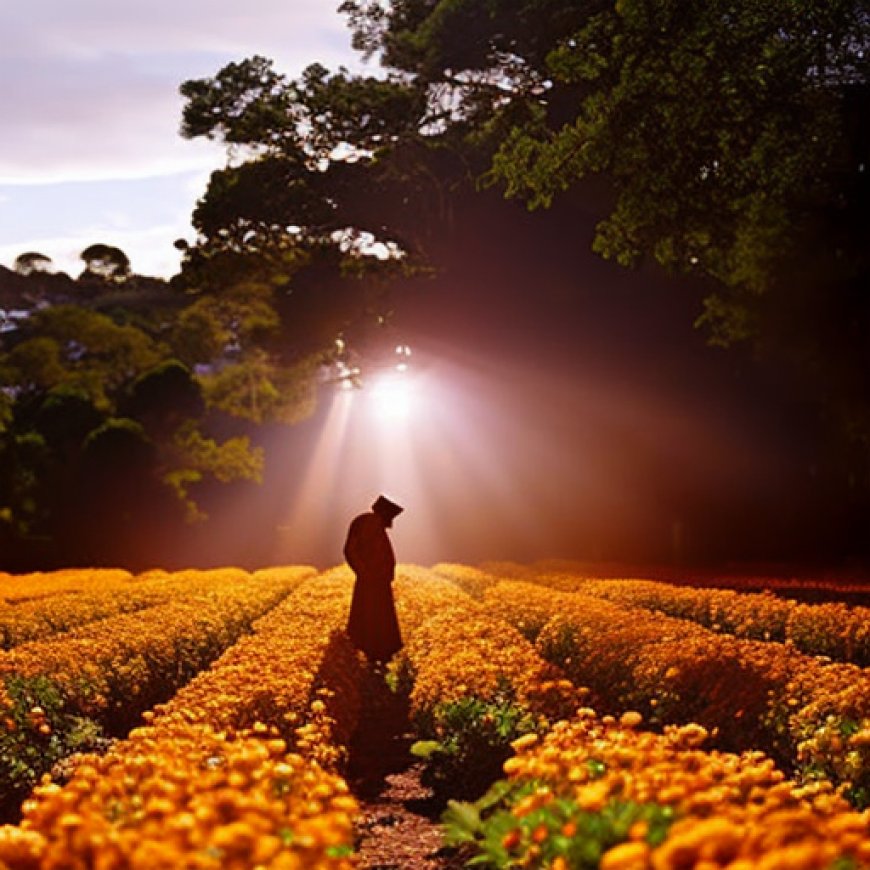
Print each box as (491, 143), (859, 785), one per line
(0, 58), (226, 184)
(1, 0), (369, 182)
(0, 3), (372, 279)
(5, 0), (358, 64)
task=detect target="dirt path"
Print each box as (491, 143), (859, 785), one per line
(346, 677), (469, 869)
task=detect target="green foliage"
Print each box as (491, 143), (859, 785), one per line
(180, 56), (302, 151)
(0, 430), (54, 537)
(169, 302), (231, 366)
(295, 62), (426, 156)
(0, 336), (66, 393)
(443, 777), (676, 868)
(165, 422), (264, 522)
(198, 351), (319, 424)
(123, 360), (205, 434)
(0, 674), (105, 810)
(2, 305), (163, 408)
(482, 0), (870, 430)
(181, 53), (425, 160)
(492, 0), (855, 288)
(412, 691), (545, 798)
(1, 219), (352, 564)
(82, 417), (154, 470)
(176, 45), (451, 392)
(334, 0), (870, 482)
(33, 387), (104, 448)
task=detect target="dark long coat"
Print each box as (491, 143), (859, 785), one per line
(344, 511), (402, 662)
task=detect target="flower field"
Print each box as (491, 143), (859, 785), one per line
(0, 563), (866, 868)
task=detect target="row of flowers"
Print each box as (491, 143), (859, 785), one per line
(0, 566), (313, 811)
(0, 568), (367, 868)
(0, 720), (358, 869)
(493, 564), (870, 667)
(393, 568), (582, 724)
(3, 561), (866, 867)
(390, 567), (592, 798)
(476, 559), (870, 597)
(0, 569), (134, 604)
(447, 709), (870, 869)
(152, 568), (368, 766)
(443, 562), (870, 666)
(442, 571), (870, 807)
(409, 567), (870, 865)
(586, 579), (870, 667)
(0, 568), (275, 651)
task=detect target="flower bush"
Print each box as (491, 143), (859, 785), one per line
(0, 721), (357, 869)
(0, 567), (361, 868)
(471, 577), (870, 802)
(0, 567), (311, 809)
(0, 561), (866, 868)
(446, 709), (870, 869)
(392, 568), (586, 798)
(0, 569), (133, 604)
(0, 568), (297, 651)
(154, 568), (367, 766)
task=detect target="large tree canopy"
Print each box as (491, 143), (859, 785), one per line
(488, 0), (870, 327)
(179, 1), (870, 398)
(172, 0), (870, 560)
(332, 0), (870, 453)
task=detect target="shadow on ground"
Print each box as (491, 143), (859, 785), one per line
(346, 670), (470, 870)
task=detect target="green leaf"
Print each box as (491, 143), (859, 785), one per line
(587, 758), (606, 779)
(410, 739), (444, 759)
(325, 845), (355, 858)
(442, 799), (482, 842)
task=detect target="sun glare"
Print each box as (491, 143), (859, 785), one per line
(369, 373), (415, 419)
(275, 346), (537, 565)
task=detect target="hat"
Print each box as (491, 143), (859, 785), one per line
(372, 495), (404, 520)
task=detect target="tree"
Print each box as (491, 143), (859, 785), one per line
(32, 387), (104, 451)
(0, 354), (265, 566)
(71, 418), (165, 563)
(482, 0), (870, 487)
(0, 306), (163, 408)
(488, 0), (868, 307)
(337, 1), (869, 345)
(335, 0), (870, 512)
(177, 55), (451, 393)
(14, 253), (53, 277)
(119, 360), (264, 523)
(79, 243), (132, 283)
(121, 360), (205, 436)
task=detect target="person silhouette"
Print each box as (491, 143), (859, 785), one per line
(344, 495), (404, 664)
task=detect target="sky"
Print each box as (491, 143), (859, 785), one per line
(0, 0), (368, 279)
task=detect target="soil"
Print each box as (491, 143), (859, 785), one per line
(346, 676), (472, 869)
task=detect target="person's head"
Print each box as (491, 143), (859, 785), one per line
(372, 494), (403, 528)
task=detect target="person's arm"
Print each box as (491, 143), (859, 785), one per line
(343, 516), (363, 572)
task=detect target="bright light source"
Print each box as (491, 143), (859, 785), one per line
(393, 344), (412, 373)
(370, 373), (414, 419)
